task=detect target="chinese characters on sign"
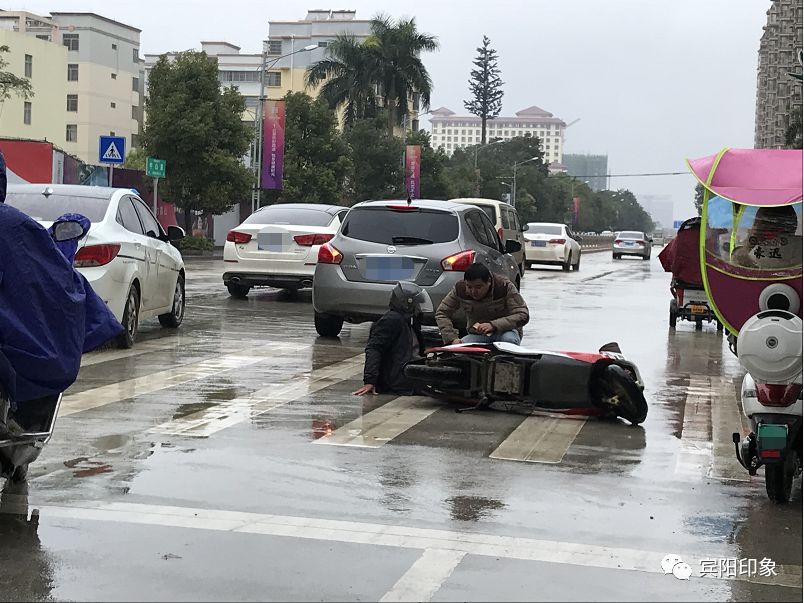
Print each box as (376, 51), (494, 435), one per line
(405, 145), (421, 200)
(261, 100), (286, 190)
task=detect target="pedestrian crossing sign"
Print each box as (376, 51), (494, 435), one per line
(99, 136), (126, 165)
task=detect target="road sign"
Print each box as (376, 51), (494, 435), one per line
(99, 136), (126, 165)
(146, 157), (166, 178)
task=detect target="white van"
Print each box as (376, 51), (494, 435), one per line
(449, 198), (527, 274)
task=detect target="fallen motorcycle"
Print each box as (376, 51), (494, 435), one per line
(404, 341), (648, 425)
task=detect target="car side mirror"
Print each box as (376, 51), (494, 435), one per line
(52, 220), (87, 242)
(505, 239), (522, 254)
(167, 225), (185, 241)
(521, 224), (529, 232)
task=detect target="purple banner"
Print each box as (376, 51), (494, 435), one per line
(261, 100), (286, 190)
(405, 145), (421, 199)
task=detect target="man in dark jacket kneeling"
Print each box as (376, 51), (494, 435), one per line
(353, 281), (428, 396)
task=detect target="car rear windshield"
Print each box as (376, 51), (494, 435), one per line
(243, 206), (335, 226)
(341, 207), (459, 245)
(619, 231), (644, 239)
(5, 192), (110, 222)
(477, 205), (496, 224)
(528, 224), (562, 235)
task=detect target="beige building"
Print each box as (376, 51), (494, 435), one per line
(0, 12), (68, 146)
(754, 0), (803, 148)
(430, 106), (567, 164)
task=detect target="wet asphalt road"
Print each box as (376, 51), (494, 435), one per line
(0, 249), (801, 602)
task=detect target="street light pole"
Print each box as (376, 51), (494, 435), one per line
(510, 156), (540, 209)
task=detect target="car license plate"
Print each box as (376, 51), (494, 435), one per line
(364, 257), (415, 281)
(689, 304), (707, 314)
(624, 242), (634, 246)
(531, 241), (546, 247)
(757, 423), (787, 450)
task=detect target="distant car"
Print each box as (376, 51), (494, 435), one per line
(523, 222), (582, 271)
(613, 230), (652, 260)
(449, 198), (528, 274)
(6, 184), (186, 348)
(312, 199), (522, 337)
(222, 203), (349, 297)
(601, 230), (614, 236)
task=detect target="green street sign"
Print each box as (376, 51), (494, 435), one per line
(146, 157), (166, 178)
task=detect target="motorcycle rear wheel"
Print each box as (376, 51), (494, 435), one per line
(599, 365), (648, 425)
(765, 453), (798, 504)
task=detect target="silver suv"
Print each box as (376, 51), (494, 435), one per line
(312, 199), (522, 337)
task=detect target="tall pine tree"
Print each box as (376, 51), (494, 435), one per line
(464, 36), (503, 145)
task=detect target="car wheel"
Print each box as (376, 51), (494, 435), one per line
(562, 254), (571, 272)
(525, 261), (533, 269)
(613, 254), (620, 260)
(159, 273), (185, 328)
(642, 254), (650, 261)
(519, 263), (525, 277)
(314, 312), (343, 338)
(227, 284), (250, 299)
(573, 253), (581, 271)
(116, 284), (140, 349)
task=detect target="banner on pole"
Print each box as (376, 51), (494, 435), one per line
(572, 196), (581, 223)
(405, 145), (421, 199)
(261, 100), (286, 190)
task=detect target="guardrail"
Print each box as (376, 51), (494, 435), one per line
(578, 235), (614, 252)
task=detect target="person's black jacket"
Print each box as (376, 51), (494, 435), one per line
(363, 310), (424, 394)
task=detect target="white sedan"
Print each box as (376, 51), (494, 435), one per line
(6, 184), (186, 348)
(523, 222), (582, 271)
(223, 203), (348, 297)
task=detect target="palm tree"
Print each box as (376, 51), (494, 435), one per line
(368, 14), (439, 135)
(304, 34), (378, 128)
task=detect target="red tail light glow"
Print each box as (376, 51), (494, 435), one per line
(294, 233), (334, 246)
(441, 250), (476, 271)
(317, 242), (343, 264)
(548, 238), (567, 245)
(614, 239), (623, 244)
(74, 244), (121, 268)
(386, 205), (418, 212)
(226, 230), (252, 244)
(497, 227), (504, 242)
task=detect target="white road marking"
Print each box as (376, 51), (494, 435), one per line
(150, 354), (365, 437)
(37, 501), (802, 589)
(709, 376), (750, 482)
(490, 415), (586, 463)
(61, 343), (308, 417)
(315, 396), (442, 448)
(80, 338), (180, 367)
(675, 377), (713, 477)
(379, 549), (466, 603)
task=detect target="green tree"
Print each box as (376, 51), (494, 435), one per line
(345, 114), (404, 201)
(367, 14), (439, 134)
(406, 129), (449, 199)
(143, 51), (253, 230)
(693, 182), (706, 216)
(464, 36), (504, 145)
(123, 147), (147, 170)
(262, 92), (351, 203)
(785, 110), (802, 149)
(304, 34), (378, 128)
(0, 45), (33, 103)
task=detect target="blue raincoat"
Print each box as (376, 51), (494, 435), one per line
(0, 204), (123, 404)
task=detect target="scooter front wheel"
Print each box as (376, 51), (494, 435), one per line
(600, 365), (648, 426)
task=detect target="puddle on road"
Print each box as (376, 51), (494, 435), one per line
(445, 495), (506, 521)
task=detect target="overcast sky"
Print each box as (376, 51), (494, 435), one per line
(25, 0), (771, 220)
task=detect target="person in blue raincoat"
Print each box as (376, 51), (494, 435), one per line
(0, 152), (122, 435)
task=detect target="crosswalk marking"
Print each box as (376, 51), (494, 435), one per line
(489, 415), (586, 463)
(675, 377), (714, 477)
(80, 338), (183, 367)
(315, 396), (442, 448)
(61, 343), (309, 417)
(379, 549), (466, 603)
(150, 354), (365, 437)
(37, 501), (803, 588)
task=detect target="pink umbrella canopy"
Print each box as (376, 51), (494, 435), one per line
(687, 148), (803, 206)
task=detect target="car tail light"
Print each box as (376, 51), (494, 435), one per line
(548, 238), (566, 245)
(441, 250), (476, 271)
(636, 240), (645, 246)
(497, 227), (504, 241)
(226, 230), (252, 244)
(294, 233), (334, 246)
(614, 239), (623, 244)
(317, 242), (343, 264)
(757, 384), (802, 407)
(386, 205), (418, 212)
(74, 244), (121, 268)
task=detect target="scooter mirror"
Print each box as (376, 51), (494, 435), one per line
(52, 221), (86, 242)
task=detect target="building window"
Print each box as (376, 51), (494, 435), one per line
(132, 105), (139, 120)
(36, 34), (50, 41)
(23, 102), (31, 125)
(265, 71), (281, 87)
(132, 76), (140, 92)
(67, 94), (78, 112)
(67, 63), (78, 81)
(133, 48), (139, 63)
(111, 102), (116, 108)
(131, 133), (141, 148)
(111, 72), (117, 79)
(266, 40), (283, 55)
(112, 43), (117, 50)
(220, 71), (263, 83)
(24, 54), (32, 78)
(63, 33), (79, 51)
(66, 124), (77, 142)
(317, 41), (328, 48)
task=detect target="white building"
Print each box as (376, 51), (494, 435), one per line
(430, 106), (567, 164)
